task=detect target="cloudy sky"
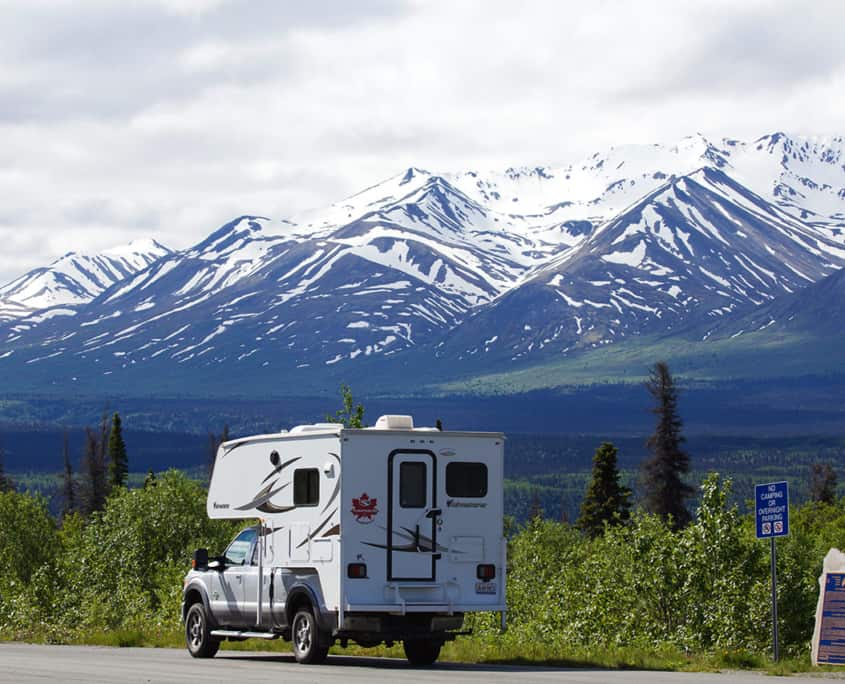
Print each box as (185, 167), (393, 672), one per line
(1, 0), (843, 283)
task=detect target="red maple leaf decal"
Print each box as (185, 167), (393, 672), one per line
(351, 492), (378, 523)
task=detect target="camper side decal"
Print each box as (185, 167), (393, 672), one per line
(232, 451), (341, 542)
(351, 493), (379, 523)
(235, 456), (301, 514)
(362, 526), (461, 555)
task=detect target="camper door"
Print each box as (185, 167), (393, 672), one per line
(388, 450), (438, 581)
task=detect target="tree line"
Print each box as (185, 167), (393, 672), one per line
(575, 361), (838, 537)
(57, 412), (128, 517)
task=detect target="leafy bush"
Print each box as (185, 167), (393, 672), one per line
(499, 473), (825, 657)
(0, 468), (840, 663)
(1, 471), (238, 639)
(0, 490), (60, 634)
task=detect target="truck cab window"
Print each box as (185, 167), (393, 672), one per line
(400, 461), (427, 508)
(224, 528), (257, 565)
(294, 468), (320, 506)
(446, 462), (488, 498)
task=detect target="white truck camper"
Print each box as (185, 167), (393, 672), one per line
(181, 415), (506, 666)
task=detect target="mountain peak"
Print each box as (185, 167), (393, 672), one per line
(188, 216), (270, 258)
(101, 238), (172, 259)
(400, 167), (431, 185)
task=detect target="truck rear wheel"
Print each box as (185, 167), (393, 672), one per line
(292, 607), (330, 664)
(185, 603), (220, 658)
(403, 638), (441, 666)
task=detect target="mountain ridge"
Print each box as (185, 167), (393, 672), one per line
(1, 132), (844, 396)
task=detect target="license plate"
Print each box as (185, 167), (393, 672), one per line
(475, 581), (496, 594)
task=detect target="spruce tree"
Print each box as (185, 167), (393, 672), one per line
(80, 428), (107, 515)
(107, 412), (128, 489)
(208, 424), (230, 478)
(0, 444), (14, 493)
(640, 361), (693, 529)
(809, 463), (837, 504)
(61, 432), (76, 516)
(578, 442), (631, 538)
(528, 490), (543, 520)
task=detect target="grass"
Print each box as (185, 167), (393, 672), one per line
(433, 329), (845, 396)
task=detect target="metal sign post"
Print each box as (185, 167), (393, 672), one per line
(770, 536), (779, 662)
(755, 481), (789, 662)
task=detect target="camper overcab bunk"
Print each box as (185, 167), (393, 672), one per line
(182, 415), (505, 666)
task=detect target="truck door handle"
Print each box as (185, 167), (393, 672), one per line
(426, 509), (442, 519)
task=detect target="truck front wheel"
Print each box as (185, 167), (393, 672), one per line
(185, 603), (220, 658)
(403, 638), (441, 666)
(292, 607), (330, 664)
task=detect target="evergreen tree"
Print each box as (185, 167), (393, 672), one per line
(326, 384), (365, 428)
(208, 424), (230, 478)
(0, 444), (14, 493)
(61, 432), (76, 516)
(528, 490), (543, 520)
(640, 361), (693, 529)
(80, 428), (107, 515)
(577, 442), (631, 538)
(809, 462), (837, 505)
(107, 412), (129, 489)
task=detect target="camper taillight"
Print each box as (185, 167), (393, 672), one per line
(476, 564), (495, 581)
(347, 563), (367, 579)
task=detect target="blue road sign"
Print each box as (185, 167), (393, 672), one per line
(756, 481), (789, 539)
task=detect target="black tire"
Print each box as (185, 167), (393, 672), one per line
(185, 602), (220, 658)
(291, 607), (330, 664)
(403, 638), (441, 666)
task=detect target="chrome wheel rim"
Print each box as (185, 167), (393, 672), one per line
(188, 611), (203, 650)
(294, 615), (311, 654)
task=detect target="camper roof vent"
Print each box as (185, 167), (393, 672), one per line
(289, 423), (341, 434)
(374, 414), (414, 430)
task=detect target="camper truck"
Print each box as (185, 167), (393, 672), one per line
(182, 415), (505, 666)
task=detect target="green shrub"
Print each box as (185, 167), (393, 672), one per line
(0, 468), (840, 667)
(0, 490), (59, 633)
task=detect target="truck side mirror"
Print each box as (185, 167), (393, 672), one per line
(192, 548), (209, 571)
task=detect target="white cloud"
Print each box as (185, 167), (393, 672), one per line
(0, 0), (844, 282)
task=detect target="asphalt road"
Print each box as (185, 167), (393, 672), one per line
(0, 644), (843, 683)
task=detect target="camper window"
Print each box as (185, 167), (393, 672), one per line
(399, 461), (427, 508)
(294, 468), (320, 506)
(446, 462), (488, 498)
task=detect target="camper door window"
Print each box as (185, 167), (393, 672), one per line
(400, 461), (427, 508)
(446, 462), (488, 498)
(294, 468), (320, 506)
(224, 528), (257, 565)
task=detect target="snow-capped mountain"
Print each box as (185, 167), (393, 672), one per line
(0, 239), (171, 324)
(696, 263), (845, 342)
(1, 132), (844, 395)
(437, 165), (845, 364)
